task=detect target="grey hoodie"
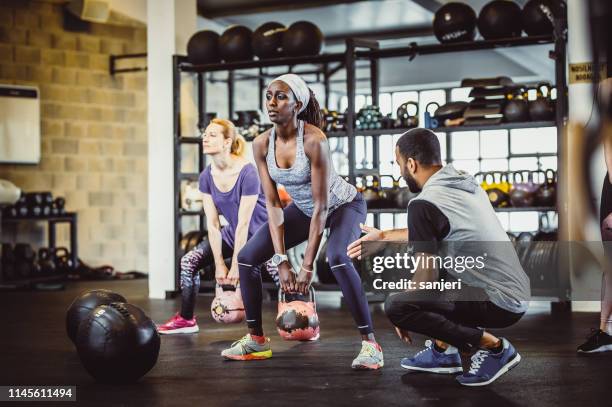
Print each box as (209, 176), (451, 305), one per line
(409, 164), (530, 313)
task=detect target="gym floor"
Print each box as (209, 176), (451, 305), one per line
(0, 280), (609, 407)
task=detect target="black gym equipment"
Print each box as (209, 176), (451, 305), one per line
(535, 169), (557, 207)
(76, 302), (160, 383)
(14, 243), (35, 279)
(252, 22), (286, 59)
(65, 289), (127, 344)
(219, 25), (253, 62)
(187, 30), (220, 65)
(529, 83), (555, 121)
(37, 248), (56, 275)
(477, 0), (523, 40)
(503, 87), (530, 122)
(395, 102), (419, 128)
(282, 21), (323, 57)
(522, 0), (557, 36)
(433, 2), (477, 44)
(433, 101), (469, 121)
(509, 171), (539, 207)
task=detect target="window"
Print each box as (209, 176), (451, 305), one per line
(336, 85), (558, 233)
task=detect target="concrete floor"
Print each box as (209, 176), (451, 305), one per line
(0, 279), (610, 407)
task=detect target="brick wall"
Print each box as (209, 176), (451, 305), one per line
(0, 0), (148, 272)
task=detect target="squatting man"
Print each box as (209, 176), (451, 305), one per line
(347, 128), (530, 386)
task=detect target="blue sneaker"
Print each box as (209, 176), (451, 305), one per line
(457, 338), (521, 386)
(400, 340), (463, 374)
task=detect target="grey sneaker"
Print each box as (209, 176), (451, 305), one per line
(351, 340), (384, 370)
(221, 334), (272, 361)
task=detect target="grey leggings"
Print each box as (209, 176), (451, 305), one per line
(179, 236), (279, 320)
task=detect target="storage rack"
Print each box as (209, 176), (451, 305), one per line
(171, 29), (568, 298)
(0, 212), (78, 288)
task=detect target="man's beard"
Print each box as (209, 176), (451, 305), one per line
(403, 172), (421, 193)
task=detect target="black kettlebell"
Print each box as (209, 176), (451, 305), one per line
(529, 83), (555, 121)
(503, 87), (530, 122)
(396, 102), (419, 128)
(54, 247), (74, 273)
(535, 169), (557, 207)
(509, 171), (538, 207)
(381, 113), (395, 129)
(379, 175), (399, 209)
(363, 176), (382, 209)
(38, 248), (57, 275)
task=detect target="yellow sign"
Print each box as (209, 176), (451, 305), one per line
(569, 62), (607, 84)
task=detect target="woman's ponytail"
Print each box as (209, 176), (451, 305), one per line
(297, 88), (324, 129)
(231, 134), (247, 157)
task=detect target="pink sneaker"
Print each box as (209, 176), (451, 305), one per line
(157, 313), (199, 335)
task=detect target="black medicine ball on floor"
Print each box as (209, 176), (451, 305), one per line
(66, 289), (126, 344)
(522, 0), (557, 36)
(76, 302), (160, 383)
(219, 25), (254, 62)
(252, 22), (286, 59)
(186, 30), (220, 65)
(478, 0), (523, 40)
(433, 2), (477, 43)
(282, 21), (323, 57)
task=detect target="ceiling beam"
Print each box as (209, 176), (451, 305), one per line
(197, 0), (377, 18)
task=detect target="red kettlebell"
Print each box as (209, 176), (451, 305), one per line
(211, 284), (245, 324)
(276, 287), (320, 341)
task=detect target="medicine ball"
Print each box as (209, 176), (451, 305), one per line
(76, 302), (160, 383)
(186, 30), (220, 65)
(252, 22), (286, 59)
(478, 0), (523, 40)
(66, 289), (126, 344)
(521, 0), (557, 36)
(433, 2), (477, 43)
(282, 21), (323, 57)
(219, 25), (253, 62)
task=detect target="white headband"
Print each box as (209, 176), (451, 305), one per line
(268, 73), (310, 113)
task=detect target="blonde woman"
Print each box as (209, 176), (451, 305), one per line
(158, 118), (275, 334)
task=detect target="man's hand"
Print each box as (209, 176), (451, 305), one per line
(215, 262), (230, 285)
(295, 265), (314, 294)
(278, 261), (297, 293)
(347, 223), (385, 260)
(395, 327), (413, 344)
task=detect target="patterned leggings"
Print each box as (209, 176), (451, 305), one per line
(179, 236), (279, 320)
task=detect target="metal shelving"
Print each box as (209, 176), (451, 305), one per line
(327, 121), (557, 138)
(367, 206), (557, 215)
(171, 31), (568, 295)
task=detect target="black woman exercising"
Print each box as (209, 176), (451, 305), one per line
(220, 74), (384, 370)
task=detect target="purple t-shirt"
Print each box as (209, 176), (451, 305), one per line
(199, 163), (267, 247)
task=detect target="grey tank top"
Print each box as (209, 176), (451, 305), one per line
(266, 120), (357, 217)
